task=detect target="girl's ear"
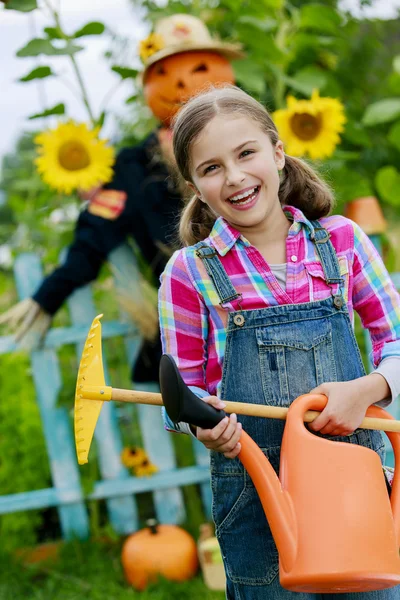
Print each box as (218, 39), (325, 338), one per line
(186, 181), (203, 201)
(274, 140), (285, 171)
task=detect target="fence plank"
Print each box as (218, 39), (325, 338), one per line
(67, 278), (139, 534)
(14, 253), (89, 539)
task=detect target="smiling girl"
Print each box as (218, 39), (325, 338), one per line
(158, 85), (400, 599)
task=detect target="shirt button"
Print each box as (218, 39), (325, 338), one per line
(290, 255), (298, 262)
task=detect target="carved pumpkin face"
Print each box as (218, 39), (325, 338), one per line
(143, 50), (235, 125)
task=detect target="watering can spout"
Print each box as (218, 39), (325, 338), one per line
(159, 354), (298, 573)
(238, 430), (298, 573)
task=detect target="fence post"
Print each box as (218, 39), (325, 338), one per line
(14, 253), (89, 539)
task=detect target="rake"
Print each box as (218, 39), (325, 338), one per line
(74, 314), (400, 465)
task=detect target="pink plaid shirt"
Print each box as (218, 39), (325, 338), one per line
(159, 206), (400, 398)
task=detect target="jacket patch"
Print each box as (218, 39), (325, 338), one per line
(88, 189), (127, 220)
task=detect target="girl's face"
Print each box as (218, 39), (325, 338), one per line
(188, 115), (285, 235)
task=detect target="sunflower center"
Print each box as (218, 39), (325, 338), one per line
(58, 141), (91, 171)
(290, 112), (322, 141)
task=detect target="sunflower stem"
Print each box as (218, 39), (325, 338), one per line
(274, 15), (292, 109)
(41, 0), (97, 127)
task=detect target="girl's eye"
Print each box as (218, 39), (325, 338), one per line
(156, 65), (166, 75)
(203, 164), (219, 175)
(240, 149), (254, 158)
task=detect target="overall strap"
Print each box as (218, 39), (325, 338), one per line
(194, 243), (242, 308)
(310, 220), (344, 308)
(309, 220), (343, 284)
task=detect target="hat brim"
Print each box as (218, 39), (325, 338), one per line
(142, 42), (245, 81)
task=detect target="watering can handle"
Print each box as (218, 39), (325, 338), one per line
(366, 405), (400, 547)
(288, 395), (400, 548)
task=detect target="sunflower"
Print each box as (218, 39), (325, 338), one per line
(120, 446), (148, 468)
(35, 121), (115, 195)
(134, 458), (159, 478)
(273, 90), (346, 160)
(139, 33), (164, 62)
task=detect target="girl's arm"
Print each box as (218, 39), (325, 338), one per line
(310, 221), (400, 436)
(158, 248), (242, 457)
(351, 221), (400, 369)
(158, 248), (210, 435)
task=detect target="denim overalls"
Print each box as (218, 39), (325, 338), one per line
(195, 222), (398, 600)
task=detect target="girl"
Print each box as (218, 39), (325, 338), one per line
(158, 85), (400, 599)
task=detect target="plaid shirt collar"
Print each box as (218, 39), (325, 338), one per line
(208, 205), (316, 257)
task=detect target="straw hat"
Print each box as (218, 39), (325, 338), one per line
(139, 14), (244, 80)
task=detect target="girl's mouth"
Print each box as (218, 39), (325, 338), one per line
(226, 186), (260, 210)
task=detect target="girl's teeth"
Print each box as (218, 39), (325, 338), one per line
(229, 187), (258, 204)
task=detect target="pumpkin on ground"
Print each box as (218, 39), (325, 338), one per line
(121, 519), (199, 590)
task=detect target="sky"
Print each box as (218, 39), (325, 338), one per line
(0, 0), (400, 167)
(0, 0), (148, 164)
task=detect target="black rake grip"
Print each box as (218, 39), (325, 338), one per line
(159, 354), (226, 429)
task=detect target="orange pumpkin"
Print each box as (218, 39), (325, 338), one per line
(143, 50), (235, 125)
(121, 519), (199, 590)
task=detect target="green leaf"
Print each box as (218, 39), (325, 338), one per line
(375, 166), (400, 206)
(43, 27), (63, 40)
(16, 38), (55, 57)
(18, 66), (54, 82)
(16, 38), (83, 57)
(5, 0), (37, 12)
(285, 66), (327, 96)
(28, 103), (65, 120)
(237, 15), (277, 33)
(393, 55), (400, 75)
(342, 121), (371, 148)
(111, 66), (139, 79)
(362, 98), (400, 126)
(125, 94), (138, 104)
(231, 59), (265, 95)
(329, 167), (373, 207)
(73, 21), (105, 38)
(388, 120), (400, 151)
(300, 4), (342, 36)
(62, 40), (84, 55)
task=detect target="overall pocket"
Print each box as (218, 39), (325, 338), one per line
(211, 447), (281, 586)
(256, 318), (337, 406)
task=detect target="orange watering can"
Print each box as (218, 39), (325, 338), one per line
(160, 355), (400, 593)
(75, 315), (400, 594)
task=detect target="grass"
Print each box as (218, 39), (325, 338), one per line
(0, 539), (225, 600)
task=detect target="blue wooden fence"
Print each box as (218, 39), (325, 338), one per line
(0, 241), (399, 539)
(0, 244), (212, 540)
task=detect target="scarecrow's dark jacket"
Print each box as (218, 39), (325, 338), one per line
(33, 132), (182, 382)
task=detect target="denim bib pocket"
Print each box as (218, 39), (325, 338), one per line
(256, 319), (338, 406)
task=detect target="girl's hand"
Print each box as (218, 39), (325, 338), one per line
(195, 396), (242, 459)
(308, 374), (389, 436)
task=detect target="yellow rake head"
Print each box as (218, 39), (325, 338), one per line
(74, 314), (111, 465)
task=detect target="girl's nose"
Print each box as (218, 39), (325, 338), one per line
(225, 168), (245, 186)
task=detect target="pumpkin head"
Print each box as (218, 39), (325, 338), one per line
(143, 50), (235, 125)
(121, 520), (199, 590)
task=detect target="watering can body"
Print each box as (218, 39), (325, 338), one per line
(241, 394), (400, 593)
(159, 355), (400, 593)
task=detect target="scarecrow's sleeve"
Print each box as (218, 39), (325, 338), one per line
(32, 150), (135, 316)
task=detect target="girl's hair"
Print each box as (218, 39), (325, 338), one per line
(172, 85), (335, 246)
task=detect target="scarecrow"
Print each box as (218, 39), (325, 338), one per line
(0, 14), (243, 384)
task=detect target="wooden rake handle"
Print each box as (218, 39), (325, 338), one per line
(108, 387), (400, 433)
